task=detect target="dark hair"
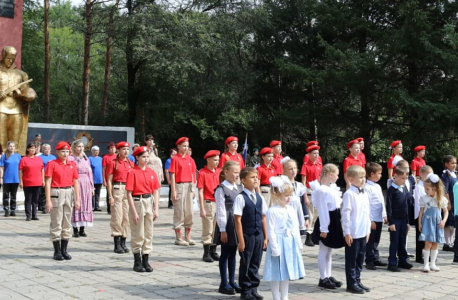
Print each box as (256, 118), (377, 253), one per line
(134, 149), (149, 161)
(169, 148), (177, 155)
(0, 143), (2, 155)
(34, 141), (41, 148)
(240, 167), (257, 180)
(144, 134), (154, 142)
(394, 166), (409, 176)
(26, 143), (36, 155)
(107, 142), (115, 150)
(366, 162), (382, 176)
(443, 155), (456, 167)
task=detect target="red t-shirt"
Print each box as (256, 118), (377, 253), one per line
(271, 154), (283, 176)
(197, 166), (221, 201)
(169, 154), (197, 183)
(45, 159), (78, 188)
(343, 154), (364, 173)
(257, 163), (276, 185)
(300, 159), (323, 188)
(410, 157), (426, 175)
(102, 153), (117, 180)
(19, 156), (44, 187)
(303, 154), (323, 165)
(106, 158), (133, 183)
(358, 152), (366, 167)
(126, 166), (160, 196)
(218, 151), (245, 169)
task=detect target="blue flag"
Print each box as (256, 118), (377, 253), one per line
(242, 137), (248, 161)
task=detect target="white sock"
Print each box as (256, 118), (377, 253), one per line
(449, 227), (455, 245)
(422, 249), (430, 271)
(318, 242), (331, 279)
(430, 249), (440, 271)
(270, 281), (281, 300)
(326, 248), (332, 278)
(280, 280), (289, 300)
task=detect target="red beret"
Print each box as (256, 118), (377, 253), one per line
(356, 137), (364, 142)
(260, 147), (273, 156)
(116, 141), (130, 149)
(306, 141), (319, 148)
(306, 145), (320, 153)
(414, 145), (426, 152)
(347, 139), (360, 149)
(55, 141), (70, 150)
(175, 137), (189, 145)
(270, 140), (282, 147)
(225, 136), (238, 145)
(132, 146), (149, 157)
(204, 150), (220, 159)
(390, 140), (402, 149)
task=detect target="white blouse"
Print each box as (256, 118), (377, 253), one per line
(312, 184), (342, 233)
(266, 205), (302, 256)
(420, 195), (447, 210)
(289, 181), (307, 230)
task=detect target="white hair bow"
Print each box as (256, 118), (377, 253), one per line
(269, 175), (292, 192)
(392, 155), (403, 167)
(427, 173), (440, 183)
(281, 156), (291, 165)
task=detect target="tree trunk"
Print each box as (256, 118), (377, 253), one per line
(126, 0), (138, 127)
(43, 0), (50, 122)
(81, 0), (93, 125)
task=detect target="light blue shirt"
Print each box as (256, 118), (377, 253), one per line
(453, 182), (458, 217)
(39, 154), (57, 170)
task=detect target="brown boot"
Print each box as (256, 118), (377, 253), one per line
(184, 227), (196, 245)
(174, 229), (189, 246)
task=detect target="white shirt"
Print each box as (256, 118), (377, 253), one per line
(341, 186), (371, 239)
(420, 195), (448, 210)
(364, 180), (387, 222)
(413, 180), (426, 219)
(215, 180), (238, 232)
(266, 205), (303, 256)
(312, 184), (342, 233)
(289, 181), (307, 230)
(233, 188), (268, 216)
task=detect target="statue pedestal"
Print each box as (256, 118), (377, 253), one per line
(0, 0), (24, 68)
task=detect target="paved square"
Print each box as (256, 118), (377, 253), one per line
(1, 194), (458, 300)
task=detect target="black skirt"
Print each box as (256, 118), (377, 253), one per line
(312, 209), (345, 249)
(213, 210), (238, 246)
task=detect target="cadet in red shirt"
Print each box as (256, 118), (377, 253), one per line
(198, 150), (222, 262)
(106, 141), (134, 254)
(270, 140), (283, 175)
(256, 147), (275, 206)
(343, 139), (363, 189)
(303, 141), (323, 165)
(357, 138), (366, 167)
(387, 140), (403, 180)
(45, 142), (80, 261)
(410, 145), (426, 178)
(218, 136), (245, 169)
(102, 142), (117, 214)
(126, 146), (160, 273)
(170, 137), (197, 246)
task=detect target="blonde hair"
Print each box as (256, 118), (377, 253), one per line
(270, 178), (294, 205)
(220, 161), (240, 183)
(71, 139), (88, 160)
(282, 159), (297, 175)
(396, 160), (409, 168)
(420, 165), (433, 175)
(320, 163), (339, 182)
(424, 178), (445, 208)
(5, 141), (15, 159)
(346, 165), (366, 179)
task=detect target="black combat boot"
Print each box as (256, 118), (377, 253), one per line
(60, 239), (72, 260)
(53, 241), (64, 261)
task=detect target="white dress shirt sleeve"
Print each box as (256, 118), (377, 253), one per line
(315, 189), (330, 233)
(289, 197), (306, 230)
(233, 194), (245, 216)
(260, 194), (268, 215)
(341, 191), (352, 236)
(267, 208), (280, 256)
(380, 185), (387, 219)
(215, 187), (227, 232)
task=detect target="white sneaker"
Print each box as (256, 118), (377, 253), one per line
(430, 264), (440, 271)
(422, 265), (430, 273)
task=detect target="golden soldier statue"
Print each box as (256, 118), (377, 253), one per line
(0, 46), (36, 154)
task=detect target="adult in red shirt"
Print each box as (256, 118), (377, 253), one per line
(107, 141), (134, 254)
(45, 142), (80, 261)
(256, 147), (275, 207)
(410, 145), (426, 178)
(357, 137), (366, 167)
(270, 140), (283, 175)
(170, 137), (197, 246)
(126, 146), (160, 273)
(343, 139), (363, 189)
(218, 136), (245, 169)
(19, 143), (44, 221)
(387, 140), (403, 180)
(198, 150), (222, 262)
(303, 141), (323, 165)
(102, 142), (117, 214)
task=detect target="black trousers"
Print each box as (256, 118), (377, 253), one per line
(24, 186), (41, 218)
(38, 187), (46, 210)
(415, 218), (425, 262)
(168, 184), (173, 207)
(92, 184), (102, 209)
(239, 233), (263, 297)
(365, 221), (382, 264)
(3, 183), (19, 211)
(345, 237), (366, 287)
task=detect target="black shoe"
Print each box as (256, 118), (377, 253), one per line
(415, 258), (424, 264)
(60, 239), (72, 260)
(4, 210), (9, 217)
(202, 245), (214, 263)
(453, 258), (458, 264)
(374, 260), (388, 267)
(252, 291), (263, 300)
(240, 294), (256, 300)
(79, 227), (87, 237)
(318, 278), (336, 289)
(94, 208), (102, 211)
(9, 210), (16, 216)
(32, 217), (39, 220)
(398, 261), (413, 269)
(229, 282), (242, 293)
(26, 217), (31, 221)
(218, 285), (236, 295)
(358, 282), (371, 292)
(120, 237), (130, 253)
(114, 236), (125, 254)
(387, 264), (401, 272)
(168, 206), (174, 209)
(142, 254), (153, 272)
(42, 208), (47, 214)
(209, 245), (220, 261)
(304, 233), (314, 247)
(133, 253), (145, 272)
(346, 284), (365, 294)
(365, 262), (376, 270)
(328, 277), (342, 287)
(73, 227), (79, 238)
(443, 244), (454, 252)
(52, 241), (64, 261)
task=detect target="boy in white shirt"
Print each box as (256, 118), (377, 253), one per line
(364, 162), (388, 270)
(342, 165), (371, 294)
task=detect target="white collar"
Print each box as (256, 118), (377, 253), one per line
(366, 180), (376, 186)
(222, 180), (237, 190)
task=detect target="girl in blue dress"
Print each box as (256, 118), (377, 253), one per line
(264, 175), (305, 300)
(419, 174), (448, 273)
